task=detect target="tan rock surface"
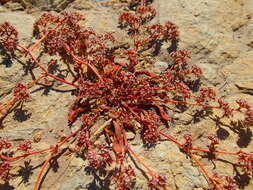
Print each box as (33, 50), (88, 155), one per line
(0, 0), (253, 190)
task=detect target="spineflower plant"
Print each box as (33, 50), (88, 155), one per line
(0, 0), (253, 189)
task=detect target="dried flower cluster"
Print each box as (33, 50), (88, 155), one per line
(0, 22), (18, 52)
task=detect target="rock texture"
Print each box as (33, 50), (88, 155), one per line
(155, 0), (253, 85)
(0, 0), (253, 190)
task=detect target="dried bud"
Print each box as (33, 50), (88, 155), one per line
(18, 140), (32, 153)
(13, 83), (30, 101)
(207, 134), (219, 152)
(236, 99), (251, 111)
(181, 134), (193, 153)
(218, 98), (234, 118)
(244, 110), (253, 126)
(0, 22), (18, 52)
(147, 175), (167, 189)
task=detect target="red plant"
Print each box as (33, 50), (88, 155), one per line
(86, 145), (113, 169)
(113, 165), (136, 190)
(18, 140), (32, 153)
(207, 134), (219, 153)
(0, 139), (12, 151)
(0, 161), (12, 182)
(237, 151), (253, 175)
(147, 175), (167, 190)
(0, 22), (18, 52)
(0, 0), (252, 190)
(244, 110), (253, 126)
(13, 83), (30, 101)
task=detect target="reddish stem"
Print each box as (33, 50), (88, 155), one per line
(0, 147), (51, 161)
(69, 52), (105, 83)
(159, 131), (253, 156)
(17, 44), (78, 88)
(29, 18), (66, 52)
(0, 97), (16, 114)
(27, 74), (47, 88)
(127, 145), (156, 177)
(159, 131), (182, 147)
(144, 98), (220, 109)
(0, 127), (81, 162)
(33, 153), (53, 190)
(190, 153), (223, 190)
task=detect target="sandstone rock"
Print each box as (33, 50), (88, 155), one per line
(25, 0), (74, 10)
(4, 2), (25, 10)
(0, 0), (253, 190)
(0, 12), (35, 41)
(152, 61), (168, 74)
(154, 0), (252, 87)
(126, 131), (135, 140)
(0, 126), (44, 140)
(72, 0), (94, 10)
(32, 130), (43, 142)
(0, 4), (8, 12)
(221, 51), (253, 83)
